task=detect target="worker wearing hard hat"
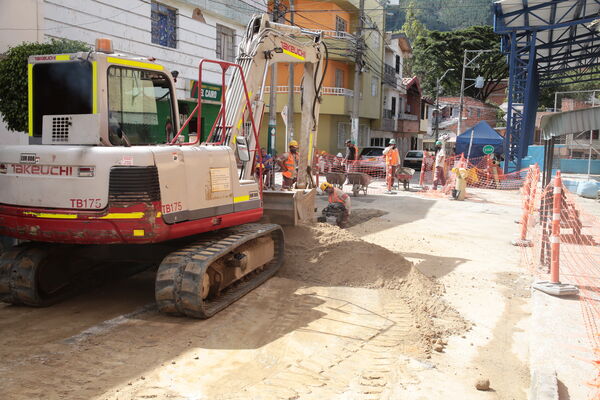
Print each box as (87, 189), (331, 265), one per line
(277, 140), (299, 190)
(433, 140), (446, 190)
(320, 182), (351, 226)
(382, 139), (400, 194)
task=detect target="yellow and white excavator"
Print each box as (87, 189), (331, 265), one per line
(0, 15), (326, 318)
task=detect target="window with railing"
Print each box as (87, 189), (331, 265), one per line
(335, 16), (347, 33)
(151, 1), (177, 48)
(335, 69), (344, 88)
(216, 24), (236, 62)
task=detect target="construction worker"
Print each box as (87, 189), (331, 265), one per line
(383, 139), (400, 194)
(320, 182), (351, 227)
(433, 140), (446, 190)
(277, 140), (299, 190)
(344, 139), (359, 172)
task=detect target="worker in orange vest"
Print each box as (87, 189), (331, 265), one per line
(320, 182), (351, 227)
(277, 140), (299, 190)
(383, 139), (400, 194)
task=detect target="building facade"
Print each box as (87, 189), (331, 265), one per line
(260, 0), (385, 155)
(0, 0), (266, 143)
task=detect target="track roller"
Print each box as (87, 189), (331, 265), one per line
(155, 223), (285, 319)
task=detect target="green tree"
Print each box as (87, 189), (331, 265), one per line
(400, 1), (428, 76)
(412, 26), (508, 102)
(0, 39), (91, 132)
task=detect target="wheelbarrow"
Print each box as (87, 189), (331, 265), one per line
(325, 172), (346, 189)
(396, 167), (415, 191)
(346, 172), (372, 196)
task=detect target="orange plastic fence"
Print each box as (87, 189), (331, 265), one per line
(519, 168), (600, 398)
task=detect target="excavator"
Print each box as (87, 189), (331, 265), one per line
(0, 15), (326, 318)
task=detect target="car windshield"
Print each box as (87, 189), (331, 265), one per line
(360, 148), (384, 158)
(406, 151), (423, 158)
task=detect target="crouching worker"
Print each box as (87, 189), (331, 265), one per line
(318, 182), (351, 227)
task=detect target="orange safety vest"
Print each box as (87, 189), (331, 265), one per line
(328, 188), (348, 205)
(282, 152), (297, 179)
(385, 148), (399, 166)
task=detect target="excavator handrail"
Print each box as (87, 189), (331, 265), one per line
(170, 58), (264, 194)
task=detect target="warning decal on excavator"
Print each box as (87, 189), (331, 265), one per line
(210, 168), (231, 192)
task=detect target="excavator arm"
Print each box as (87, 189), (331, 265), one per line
(212, 14), (326, 187)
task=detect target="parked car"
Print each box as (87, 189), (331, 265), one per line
(358, 147), (386, 177)
(403, 150), (424, 170)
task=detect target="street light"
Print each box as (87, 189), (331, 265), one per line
(434, 68), (455, 140)
(457, 49), (494, 136)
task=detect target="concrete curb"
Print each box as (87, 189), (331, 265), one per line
(529, 368), (558, 400)
(529, 289), (559, 400)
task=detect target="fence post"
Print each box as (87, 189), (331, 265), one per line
(512, 166), (534, 246)
(533, 169), (579, 296)
(550, 170), (562, 284)
(419, 152), (426, 187)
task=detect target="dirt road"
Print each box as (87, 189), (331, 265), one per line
(0, 188), (529, 399)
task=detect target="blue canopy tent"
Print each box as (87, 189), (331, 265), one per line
(455, 121), (504, 159)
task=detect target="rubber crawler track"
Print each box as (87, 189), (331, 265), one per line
(0, 244), (64, 306)
(155, 223), (285, 319)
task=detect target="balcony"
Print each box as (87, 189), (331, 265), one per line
(383, 64), (398, 88)
(398, 112), (418, 121)
(263, 86), (354, 115)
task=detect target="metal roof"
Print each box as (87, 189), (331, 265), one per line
(494, 0), (600, 85)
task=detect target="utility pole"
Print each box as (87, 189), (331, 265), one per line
(457, 49), (493, 136)
(267, 0), (280, 156)
(350, 0), (365, 145)
(287, 0), (295, 145)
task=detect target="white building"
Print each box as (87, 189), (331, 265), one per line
(0, 0), (266, 143)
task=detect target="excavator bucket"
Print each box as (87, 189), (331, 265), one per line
(262, 189), (316, 226)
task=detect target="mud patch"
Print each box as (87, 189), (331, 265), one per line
(280, 223), (468, 352)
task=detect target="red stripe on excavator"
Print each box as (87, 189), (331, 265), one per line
(0, 202), (263, 245)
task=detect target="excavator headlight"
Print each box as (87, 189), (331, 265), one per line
(78, 166), (95, 177)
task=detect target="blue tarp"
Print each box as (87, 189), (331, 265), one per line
(455, 121), (504, 159)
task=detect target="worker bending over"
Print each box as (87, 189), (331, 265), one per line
(320, 182), (351, 227)
(277, 140), (299, 190)
(383, 139), (400, 194)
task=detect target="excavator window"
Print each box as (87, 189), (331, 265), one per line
(31, 61), (93, 137)
(107, 66), (176, 145)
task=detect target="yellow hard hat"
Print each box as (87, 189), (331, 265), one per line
(320, 182), (332, 191)
(289, 140), (298, 147)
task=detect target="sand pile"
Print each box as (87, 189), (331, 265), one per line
(280, 223), (468, 349)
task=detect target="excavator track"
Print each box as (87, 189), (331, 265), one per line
(155, 223), (285, 319)
(0, 244), (76, 306)
(0, 243), (160, 307)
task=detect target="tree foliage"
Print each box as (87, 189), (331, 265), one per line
(386, 0), (493, 32)
(0, 39), (91, 132)
(400, 1), (427, 77)
(412, 25), (508, 102)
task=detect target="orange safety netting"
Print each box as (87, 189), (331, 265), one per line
(519, 167), (600, 399)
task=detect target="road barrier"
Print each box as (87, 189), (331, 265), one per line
(519, 168), (600, 397)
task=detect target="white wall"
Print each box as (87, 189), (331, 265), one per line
(0, 0), (44, 53)
(0, 0), (266, 143)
